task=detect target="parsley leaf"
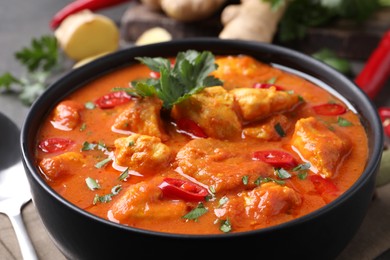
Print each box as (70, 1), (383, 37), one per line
(15, 35), (58, 72)
(0, 35), (60, 105)
(130, 50), (223, 110)
(182, 203), (208, 221)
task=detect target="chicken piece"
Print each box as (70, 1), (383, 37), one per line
(112, 96), (168, 141)
(176, 138), (274, 193)
(50, 100), (83, 131)
(214, 182), (302, 229)
(291, 117), (352, 178)
(109, 177), (187, 223)
(114, 134), (172, 174)
(243, 114), (291, 141)
(39, 152), (85, 181)
(212, 55), (274, 90)
(230, 87), (300, 123)
(171, 86), (242, 140)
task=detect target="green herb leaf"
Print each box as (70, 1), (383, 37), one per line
(94, 157), (112, 169)
(242, 175), (249, 185)
(276, 168), (292, 179)
(15, 35), (58, 72)
(274, 122), (286, 137)
(85, 102), (95, 110)
(118, 168), (130, 181)
(220, 218), (232, 233)
(131, 50), (223, 110)
(337, 116), (353, 127)
(85, 177), (101, 190)
(182, 203), (208, 221)
(218, 196), (229, 207)
(0, 73), (21, 91)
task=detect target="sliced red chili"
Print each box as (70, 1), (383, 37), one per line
(94, 91), (132, 109)
(158, 178), (209, 202)
(176, 118), (208, 138)
(252, 150), (297, 169)
(38, 137), (74, 153)
(312, 103), (346, 116)
(309, 175), (339, 195)
(252, 83), (284, 90)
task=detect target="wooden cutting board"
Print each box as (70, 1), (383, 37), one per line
(120, 3), (390, 60)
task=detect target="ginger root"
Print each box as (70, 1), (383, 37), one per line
(140, 0), (227, 22)
(219, 0), (287, 43)
(55, 10), (120, 61)
(135, 27), (172, 46)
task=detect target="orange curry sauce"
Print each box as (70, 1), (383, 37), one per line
(35, 54), (368, 234)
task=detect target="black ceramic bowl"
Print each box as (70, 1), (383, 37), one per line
(21, 38), (383, 259)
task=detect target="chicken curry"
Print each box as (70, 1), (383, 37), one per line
(35, 50), (368, 234)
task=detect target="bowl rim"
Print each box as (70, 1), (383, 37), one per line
(20, 37), (384, 239)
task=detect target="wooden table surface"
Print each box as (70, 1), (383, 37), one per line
(0, 1), (389, 259)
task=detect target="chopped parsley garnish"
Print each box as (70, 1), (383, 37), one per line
(274, 122), (286, 137)
(182, 203), (208, 221)
(94, 157), (112, 169)
(276, 168), (292, 179)
(254, 176), (285, 186)
(337, 117), (353, 127)
(242, 175), (249, 185)
(85, 177), (101, 190)
(120, 50), (223, 110)
(92, 185), (122, 205)
(218, 196), (229, 207)
(118, 168), (130, 181)
(220, 218), (232, 233)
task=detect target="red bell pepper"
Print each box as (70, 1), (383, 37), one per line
(355, 29), (390, 99)
(94, 91), (132, 109)
(38, 137), (74, 153)
(158, 178), (209, 202)
(252, 150), (297, 169)
(312, 103), (346, 116)
(50, 0), (131, 29)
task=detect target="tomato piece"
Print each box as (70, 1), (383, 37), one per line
(38, 138), (74, 153)
(95, 91), (132, 109)
(252, 150), (297, 168)
(252, 83), (284, 90)
(158, 178), (209, 202)
(312, 103), (346, 116)
(309, 175), (339, 195)
(176, 118), (208, 138)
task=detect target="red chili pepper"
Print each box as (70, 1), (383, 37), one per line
(252, 83), (284, 91)
(95, 91), (132, 109)
(38, 138), (74, 153)
(158, 178), (209, 202)
(50, 0), (131, 29)
(378, 107), (390, 137)
(312, 103), (346, 116)
(355, 30), (390, 99)
(176, 118), (208, 138)
(252, 150), (297, 168)
(309, 175), (339, 195)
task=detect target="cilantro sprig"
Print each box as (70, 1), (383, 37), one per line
(123, 50), (223, 110)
